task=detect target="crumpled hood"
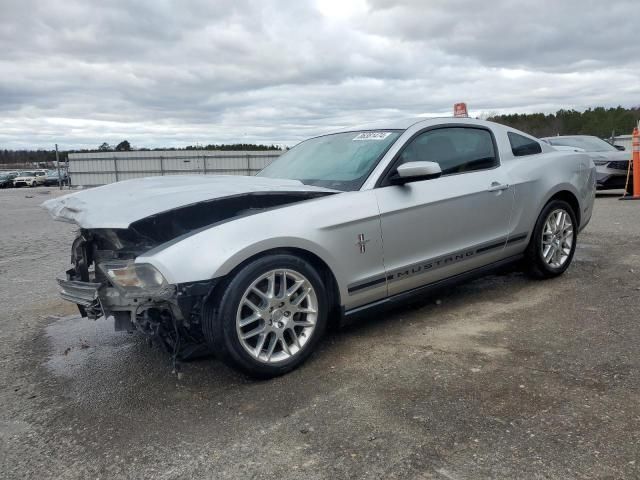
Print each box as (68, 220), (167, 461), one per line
(42, 175), (336, 229)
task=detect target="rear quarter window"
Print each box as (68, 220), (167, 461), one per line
(508, 132), (542, 157)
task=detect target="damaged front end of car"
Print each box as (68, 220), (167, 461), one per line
(58, 228), (216, 359)
(49, 183), (336, 360)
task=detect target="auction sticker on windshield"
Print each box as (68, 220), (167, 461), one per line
(353, 132), (393, 141)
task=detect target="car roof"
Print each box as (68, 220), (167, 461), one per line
(327, 117), (507, 134)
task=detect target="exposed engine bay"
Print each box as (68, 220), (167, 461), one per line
(57, 191), (333, 360)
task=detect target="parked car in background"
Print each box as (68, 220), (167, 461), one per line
(13, 171), (46, 187)
(44, 170), (68, 186)
(541, 135), (632, 193)
(13, 172), (36, 187)
(0, 172), (17, 188)
(34, 170), (47, 185)
(46, 118), (595, 378)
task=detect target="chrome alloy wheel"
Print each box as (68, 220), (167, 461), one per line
(236, 269), (318, 364)
(541, 208), (574, 268)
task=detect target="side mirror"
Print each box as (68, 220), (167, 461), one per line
(614, 145), (625, 151)
(390, 161), (442, 185)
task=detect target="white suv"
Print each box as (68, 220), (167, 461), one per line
(13, 171), (46, 187)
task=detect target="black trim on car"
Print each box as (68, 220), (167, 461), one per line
(475, 240), (507, 254)
(506, 233), (528, 245)
(344, 254), (524, 318)
(347, 276), (388, 294)
(347, 232), (528, 295)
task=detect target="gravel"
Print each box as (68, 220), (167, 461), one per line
(1, 187), (639, 479)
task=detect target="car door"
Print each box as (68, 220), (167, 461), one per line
(374, 126), (514, 296)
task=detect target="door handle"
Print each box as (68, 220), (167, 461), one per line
(487, 182), (509, 192)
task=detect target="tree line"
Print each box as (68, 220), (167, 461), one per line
(3, 106), (640, 166)
(0, 141), (283, 166)
(488, 106), (640, 138)
(0, 149), (61, 166)
(96, 141), (283, 152)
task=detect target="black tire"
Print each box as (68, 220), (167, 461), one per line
(525, 199), (577, 278)
(202, 254), (329, 378)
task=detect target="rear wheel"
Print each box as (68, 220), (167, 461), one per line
(525, 200), (577, 278)
(202, 254), (328, 378)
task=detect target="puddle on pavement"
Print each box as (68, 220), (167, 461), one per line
(44, 314), (139, 379)
(42, 314), (188, 410)
(41, 314), (248, 414)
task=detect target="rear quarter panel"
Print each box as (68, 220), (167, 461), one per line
(502, 148), (595, 249)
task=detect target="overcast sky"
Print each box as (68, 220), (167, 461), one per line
(1, 0), (638, 149)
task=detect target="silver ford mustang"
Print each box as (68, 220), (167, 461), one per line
(44, 118), (596, 377)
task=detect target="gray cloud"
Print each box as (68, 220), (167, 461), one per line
(365, 0), (638, 71)
(0, 0), (638, 149)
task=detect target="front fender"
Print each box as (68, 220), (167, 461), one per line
(138, 216), (341, 285)
(214, 236), (338, 278)
(136, 190), (386, 310)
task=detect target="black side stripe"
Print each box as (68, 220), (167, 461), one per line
(347, 276), (387, 294)
(507, 233), (528, 244)
(476, 240), (506, 254)
(347, 232), (529, 296)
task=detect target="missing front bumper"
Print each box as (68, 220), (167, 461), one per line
(57, 269), (218, 360)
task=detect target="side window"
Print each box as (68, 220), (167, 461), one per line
(508, 132), (542, 156)
(397, 127), (497, 175)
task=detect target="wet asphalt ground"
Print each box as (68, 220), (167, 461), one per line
(0, 187), (639, 479)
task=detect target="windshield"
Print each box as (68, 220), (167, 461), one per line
(547, 136), (616, 152)
(257, 130), (403, 191)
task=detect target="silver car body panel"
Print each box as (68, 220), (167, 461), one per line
(136, 189), (388, 309)
(46, 118), (596, 314)
(541, 135), (630, 189)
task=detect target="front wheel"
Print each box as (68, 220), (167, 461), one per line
(525, 200), (577, 278)
(202, 254), (329, 378)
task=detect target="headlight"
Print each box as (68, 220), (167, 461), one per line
(99, 261), (168, 295)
